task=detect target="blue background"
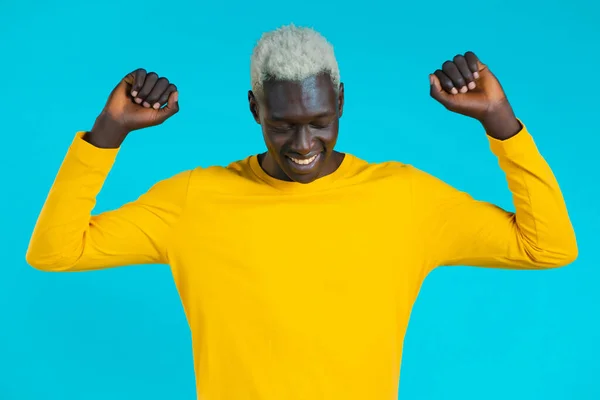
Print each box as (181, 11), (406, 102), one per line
(1, 0), (598, 399)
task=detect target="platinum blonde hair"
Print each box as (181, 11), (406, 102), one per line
(250, 24), (340, 98)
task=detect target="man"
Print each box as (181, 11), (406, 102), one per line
(26, 24), (577, 399)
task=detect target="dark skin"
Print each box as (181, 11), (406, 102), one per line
(85, 52), (522, 180)
(84, 69), (180, 148)
(248, 74), (345, 183)
(429, 51), (522, 140)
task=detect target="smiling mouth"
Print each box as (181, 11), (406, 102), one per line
(285, 152), (323, 173)
(287, 153), (319, 165)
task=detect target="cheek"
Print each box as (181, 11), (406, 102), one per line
(262, 130), (286, 154)
(319, 126), (339, 148)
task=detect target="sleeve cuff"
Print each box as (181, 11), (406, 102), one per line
(67, 131), (120, 170)
(488, 119), (537, 157)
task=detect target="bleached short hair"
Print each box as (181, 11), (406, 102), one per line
(250, 24), (340, 98)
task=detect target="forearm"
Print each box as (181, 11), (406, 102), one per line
(27, 132), (191, 272)
(419, 121), (577, 271)
(481, 107), (578, 264)
(26, 132), (118, 270)
(490, 125), (578, 264)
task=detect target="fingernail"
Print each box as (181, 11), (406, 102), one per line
(468, 81), (476, 90)
(460, 86), (468, 93)
(473, 72), (480, 79)
(429, 75), (434, 85)
(451, 87), (458, 95)
(135, 97), (142, 104)
(174, 92), (179, 102)
(131, 91), (138, 97)
(143, 101), (151, 108)
(153, 103), (160, 109)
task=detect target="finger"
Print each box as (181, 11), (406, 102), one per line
(442, 61), (467, 93)
(464, 51), (483, 79)
(429, 74), (451, 104)
(154, 91), (179, 124)
(434, 69), (456, 95)
(156, 84), (177, 108)
(128, 69), (147, 98)
(453, 55), (476, 90)
(137, 72), (159, 107)
(145, 78), (170, 109)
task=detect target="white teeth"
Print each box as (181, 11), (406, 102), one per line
(289, 154), (318, 165)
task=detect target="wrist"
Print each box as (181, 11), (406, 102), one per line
(85, 113), (130, 149)
(479, 102), (522, 141)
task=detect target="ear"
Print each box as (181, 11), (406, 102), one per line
(338, 82), (345, 118)
(248, 90), (261, 124)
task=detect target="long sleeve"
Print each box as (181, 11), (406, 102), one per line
(26, 131), (192, 272)
(411, 121), (578, 274)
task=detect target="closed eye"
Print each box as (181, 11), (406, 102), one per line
(311, 119), (334, 129)
(269, 123), (295, 133)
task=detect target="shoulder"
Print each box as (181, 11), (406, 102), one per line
(136, 157), (258, 205)
(183, 156), (264, 195)
(345, 154), (459, 194)
(344, 153), (417, 182)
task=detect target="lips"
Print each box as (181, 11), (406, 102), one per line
(285, 152), (322, 172)
(288, 153), (319, 165)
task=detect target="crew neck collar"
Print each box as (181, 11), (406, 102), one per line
(248, 153), (355, 193)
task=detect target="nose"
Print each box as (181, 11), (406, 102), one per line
(290, 126), (312, 155)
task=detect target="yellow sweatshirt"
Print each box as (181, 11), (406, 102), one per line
(26, 121), (577, 400)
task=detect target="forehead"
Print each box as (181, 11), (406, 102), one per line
(261, 74), (337, 120)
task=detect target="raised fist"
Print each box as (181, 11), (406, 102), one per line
(429, 51), (510, 121)
(100, 68), (179, 132)
(86, 69), (180, 148)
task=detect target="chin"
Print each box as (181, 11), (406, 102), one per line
(288, 172), (320, 184)
(280, 164), (321, 184)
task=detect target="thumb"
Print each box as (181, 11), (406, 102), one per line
(154, 90), (180, 124)
(106, 71), (136, 102)
(117, 71), (136, 93)
(122, 71), (135, 86)
(429, 74), (450, 105)
(475, 59), (490, 78)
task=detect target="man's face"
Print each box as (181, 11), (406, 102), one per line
(249, 73), (345, 184)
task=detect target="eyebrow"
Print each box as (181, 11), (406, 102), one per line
(269, 112), (335, 122)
